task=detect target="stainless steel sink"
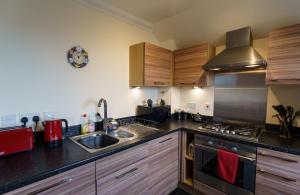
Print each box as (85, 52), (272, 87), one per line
(108, 129), (135, 139)
(70, 129), (137, 153)
(77, 133), (119, 149)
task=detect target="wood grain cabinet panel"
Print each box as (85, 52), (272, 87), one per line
(129, 42), (173, 87)
(267, 24), (300, 84)
(256, 148), (300, 195)
(174, 43), (215, 87)
(148, 131), (179, 156)
(97, 158), (149, 195)
(147, 132), (179, 195)
(5, 162), (96, 195)
(7, 133), (180, 195)
(96, 143), (149, 179)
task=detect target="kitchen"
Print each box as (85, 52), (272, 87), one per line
(1, 0), (300, 194)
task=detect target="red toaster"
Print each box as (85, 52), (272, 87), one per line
(0, 127), (34, 157)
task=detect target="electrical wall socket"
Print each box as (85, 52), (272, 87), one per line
(1, 114), (17, 127)
(19, 112), (41, 127)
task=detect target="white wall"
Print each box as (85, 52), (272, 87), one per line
(0, 0), (176, 127)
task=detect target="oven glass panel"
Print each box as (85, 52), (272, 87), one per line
(198, 148), (253, 190)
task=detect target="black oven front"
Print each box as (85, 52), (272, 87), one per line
(194, 134), (256, 195)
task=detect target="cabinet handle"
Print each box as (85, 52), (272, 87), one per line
(180, 82), (196, 85)
(159, 137), (172, 143)
(258, 151), (298, 163)
(257, 168), (296, 182)
(28, 177), (72, 195)
(154, 81), (165, 85)
(115, 168), (138, 179)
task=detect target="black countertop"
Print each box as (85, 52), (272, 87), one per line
(1, 119), (300, 193)
(159, 120), (300, 155)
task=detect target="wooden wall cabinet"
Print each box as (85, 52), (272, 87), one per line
(6, 162), (96, 195)
(174, 43), (215, 87)
(129, 42), (173, 87)
(256, 148), (300, 195)
(267, 24), (300, 85)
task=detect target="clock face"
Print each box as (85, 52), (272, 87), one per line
(67, 46), (89, 68)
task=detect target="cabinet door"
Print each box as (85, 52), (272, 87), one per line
(144, 43), (173, 86)
(256, 164), (300, 195)
(6, 162), (96, 195)
(267, 24), (300, 84)
(97, 158), (149, 195)
(174, 44), (214, 86)
(96, 143), (149, 195)
(256, 148), (300, 195)
(147, 132), (179, 195)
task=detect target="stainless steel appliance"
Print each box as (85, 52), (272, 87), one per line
(203, 27), (267, 71)
(194, 71), (265, 194)
(194, 134), (256, 195)
(197, 121), (262, 142)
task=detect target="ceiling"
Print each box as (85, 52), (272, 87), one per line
(81, 0), (300, 48)
(102, 0), (199, 23)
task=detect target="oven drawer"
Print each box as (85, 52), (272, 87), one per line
(256, 164), (300, 195)
(257, 148), (300, 174)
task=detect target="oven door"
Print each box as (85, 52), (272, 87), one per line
(194, 144), (256, 195)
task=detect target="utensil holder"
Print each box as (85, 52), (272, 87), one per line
(279, 120), (292, 139)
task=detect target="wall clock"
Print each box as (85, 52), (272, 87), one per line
(67, 46), (89, 68)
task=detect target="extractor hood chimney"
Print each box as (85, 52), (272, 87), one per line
(203, 27), (267, 71)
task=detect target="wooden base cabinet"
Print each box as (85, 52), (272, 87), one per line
(96, 132), (179, 195)
(147, 133), (179, 195)
(5, 162), (96, 195)
(6, 132), (179, 195)
(256, 148), (300, 195)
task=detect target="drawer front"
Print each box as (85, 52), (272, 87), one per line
(6, 162), (95, 195)
(147, 138), (179, 195)
(257, 148), (300, 174)
(97, 158), (149, 195)
(148, 146), (179, 184)
(147, 170), (178, 195)
(96, 143), (149, 179)
(256, 164), (300, 195)
(148, 132), (178, 156)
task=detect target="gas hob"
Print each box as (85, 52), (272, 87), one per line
(198, 122), (263, 142)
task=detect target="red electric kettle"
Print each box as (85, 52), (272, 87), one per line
(43, 119), (68, 145)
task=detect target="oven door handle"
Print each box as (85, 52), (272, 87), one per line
(196, 144), (256, 162)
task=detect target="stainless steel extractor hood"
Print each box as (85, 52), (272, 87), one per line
(203, 27), (267, 71)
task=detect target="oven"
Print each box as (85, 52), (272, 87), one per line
(194, 134), (256, 195)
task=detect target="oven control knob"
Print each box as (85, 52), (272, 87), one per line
(226, 130), (230, 134)
(208, 141), (213, 145)
(220, 129), (224, 133)
(232, 131), (236, 135)
(232, 147), (238, 151)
